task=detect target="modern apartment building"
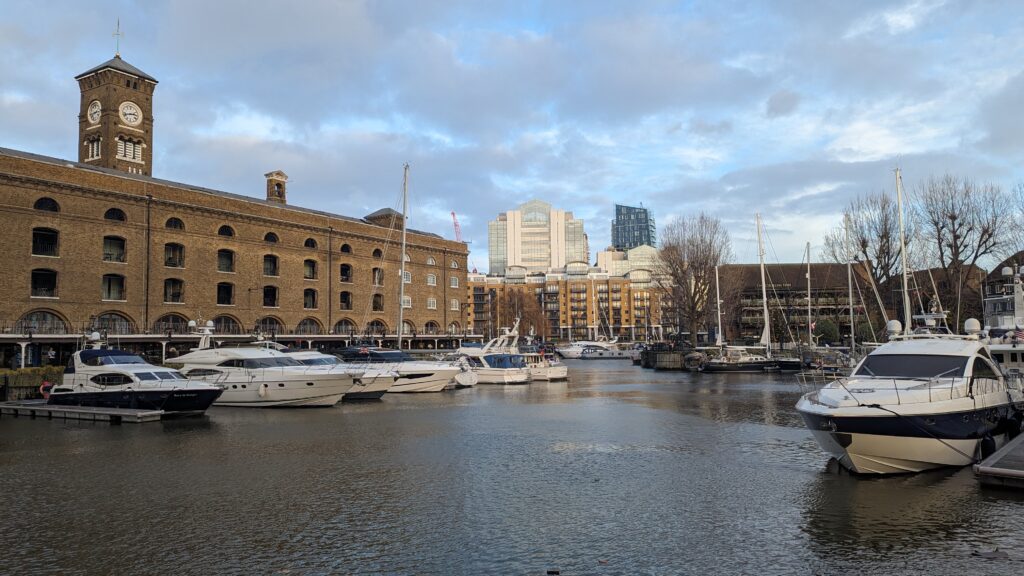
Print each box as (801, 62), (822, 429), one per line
(610, 204), (656, 250)
(487, 200), (588, 275)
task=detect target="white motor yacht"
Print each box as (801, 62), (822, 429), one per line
(796, 321), (1024, 474)
(337, 347), (472, 392)
(520, 348), (568, 381)
(556, 340), (616, 359)
(49, 336), (221, 414)
(285, 350), (395, 400)
(455, 325), (532, 384)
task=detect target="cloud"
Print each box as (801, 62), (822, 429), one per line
(977, 70), (1024, 157)
(765, 90), (800, 118)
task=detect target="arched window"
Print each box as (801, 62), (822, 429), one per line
(15, 310), (68, 334)
(334, 318), (356, 335)
(450, 299), (460, 311)
(402, 320), (415, 335)
(372, 294), (384, 311)
(218, 225), (235, 237)
(450, 276), (459, 288)
(448, 321), (461, 334)
(426, 273), (436, 286)
(304, 238), (318, 249)
(256, 316), (282, 334)
(263, 254), (279, 276)
(32, 228), (59, 257)
(33, 197), (60, 212)
(303, 288), (318, 309)
(339, 291), (353, 310)
(153, 313), (188, 334)
(296, 318), (323, 335)
(303, 259), (318, 280)
(402, 295), (412, 308)
(424, 321), (440, 335)
(116, 136), (143, 161)
(367, 319), (388, 335)
(104, 208), (126, 222)
(372, 248), (383, 259)
(96, 311), (134, 334)
(217, 249), (235, 272)
(340, 243), (352, 254)
(427, 297), (437, 310)
(263, 286), (279, 307)
(217, 282), (234, 305)
(102, 236), (126, 262)
(214, 315), (242, 334)
(163, 278), (184, 303)
(102, 274), (126, 300)
(372, 267), (384, 286)
(264, 232), (279, 243)
(84, 136), (102, 160)
(164, 243), (185, 268)
(427, 256), (436, 266)
(451, 260), (459, 269)
(403, 252), (411, 262)
(339, 264), (352, 283)
(403, 271), (412, 284)
(31, 269), (58, 298)
(165, 217), (185, 230)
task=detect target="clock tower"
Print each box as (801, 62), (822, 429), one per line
(75, 54), (158, 176)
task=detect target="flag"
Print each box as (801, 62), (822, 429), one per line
(810, 321), (816, 331)
(1016, 327), (1024, 340)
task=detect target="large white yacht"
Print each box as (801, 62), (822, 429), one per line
(455, 323), (532, 384)
(556, 340), (616, 359)
(284, 350), (396, 400)
(337, 347), (473, 392)
(49, 335), (222, 414)
(796, 320), (1024, 474)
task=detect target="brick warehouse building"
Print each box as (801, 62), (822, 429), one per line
(0, 54), (472, 366)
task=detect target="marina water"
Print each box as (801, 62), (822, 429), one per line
(2, 362), (1023, 574)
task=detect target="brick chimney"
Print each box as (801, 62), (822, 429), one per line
(265, 170), (288, 204)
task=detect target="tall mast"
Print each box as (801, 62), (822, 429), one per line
(757, 214), (772, 357)
(895, 167), (912, 335)
(845, 215), (855, 350)
(715, 265), (723, 346)
(806, 242), (812, 347)
(397, 163), (410, 350)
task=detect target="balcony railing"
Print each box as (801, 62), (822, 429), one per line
(103, 252), (127, 263)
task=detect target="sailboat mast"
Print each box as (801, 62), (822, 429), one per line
(397, 163), (409, 350)
(806, 242), (812, 347)
(895, 167), (912, 335)
(757, 214), (771, 358)
(845, 215), (855, 350)
(715, 265), (723, 346)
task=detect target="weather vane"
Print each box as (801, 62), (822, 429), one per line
(112, 18), (123, 57)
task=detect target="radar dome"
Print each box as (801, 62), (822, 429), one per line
(886, 320), (903, 335)
(964, 318), (981, 334)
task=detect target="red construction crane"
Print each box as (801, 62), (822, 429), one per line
(451, 211), (464, 243)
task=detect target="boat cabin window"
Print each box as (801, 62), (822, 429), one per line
(90, 373), (134, 386)
(83, 354), (147, 367)
(217, 359), (246, 368)
(855, 354), (967, 379)
(993, 353), (1005, 364)
(186, 369), (222, 377)
(971, 358), (998, 380)
(241, 357), (302, 369)
(484, 354), (527, 368)
(155, 371), (186, 380)
(299, 357), (338, 366)
(136, 372), (158, 380)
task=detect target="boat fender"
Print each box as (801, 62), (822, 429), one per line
(980, 435), (997, 459)
(258, 383), (268, 398)
(39, 381), (53, 400)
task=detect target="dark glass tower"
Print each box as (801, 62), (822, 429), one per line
(610, 204), (656, 250)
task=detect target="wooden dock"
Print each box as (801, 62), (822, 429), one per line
(0, 400), (164, 424)
(974, 433), (1024, 489)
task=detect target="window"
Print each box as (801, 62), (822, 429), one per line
(85, 138), (102, 160)
(218, 225), (234, 237)
(340, 264), (352, 283)
(403, 271), (412, 283)
(263, 254), (279, 276)
(304, 259), (318, 280)
(427, 256), (436, 266)
(256, 317), (282, 334)
(31, 269), (57, 298)
(424, 321), (440, 335)
(102, 274), (126, 300)
(372, 267), (384, 286)
(15, 310), (67, 334)
(165, 217), (185, 230)
(103, 236), (126, 262)
(450, 299), (460, 311)
(263, 286), (279, 307)
(402, 295), (412, 308)
(154, 314), (188, 334)
(164, 243), (185, 268)
(367, 319), (387, 334)
(304, 238), (318, 249)
(296, 318), (322, 335)
(373, 248), (383, 259)
(403, 252), (411, 262)
(116, 137), (142, 161)
(33, 197), (60, 212)
(104, 208), (126, 222)
(448, 322), (460, 334)
(217, 249), (235, 272)
(334, 319), (356, 334)
(163, 279), (184, 303)
(451, 261), (459, 269)
(96, 312), (133, 334)
(426, 273), (437, 286)
(339, 291), (353, 310)
(427, 297), (437, 310)
(214, 315), (241, 334)
(32, 228), (59, 257)
(303, 289), (318, 309)
(372, 294), (384, 311)
(264, 232), (279, 243)
(340, 243), (352, 254)
(972, 358), (998, 379)
(217, 282), (234, 305)
(402, 321), (414, 335)
(450, 276), (459, 288)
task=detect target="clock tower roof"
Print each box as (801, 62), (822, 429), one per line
(75, 54), (158, 84)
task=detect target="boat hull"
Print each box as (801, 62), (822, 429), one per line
(211, 374), (352, 407)
(701, 360), (779, 373)
(48, 388), (222, 414)
(530, 365), (568, 381)
(475, 368), (531, 384)
(388, 371), (457, 393)
(343, 371), (394, 400)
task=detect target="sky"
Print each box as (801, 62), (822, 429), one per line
(2, 0), (1023, 270)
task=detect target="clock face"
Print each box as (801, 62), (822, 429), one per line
(87, 100), (101, 124)
(119, 101), (142, 126)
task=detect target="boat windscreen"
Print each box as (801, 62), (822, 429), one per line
(855, 354), (967, 379)
(242, 357), (303, 369)
(299, 357), (338, 366)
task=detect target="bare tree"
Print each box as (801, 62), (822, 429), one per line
(994, 182), (1024, 263)
(496, 288), (547, 340)
(658, 213), (732, 344)
(913, 174), (1010, 324)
